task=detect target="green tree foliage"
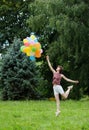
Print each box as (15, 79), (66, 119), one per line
(0, 0), (34, 48)
(27, 0), (89, 99)
(0, 38), (40, 100)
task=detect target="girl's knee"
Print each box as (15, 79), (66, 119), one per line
(61, 94), (67, 99)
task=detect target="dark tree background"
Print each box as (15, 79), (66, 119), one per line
(0, 0), (89, 100)
(27, 0), (89, 99)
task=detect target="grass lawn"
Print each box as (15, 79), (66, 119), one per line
(0, 99), (89, 130)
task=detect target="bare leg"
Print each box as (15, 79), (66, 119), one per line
(62, 85), (73, 99)
(54, 94), (61, 116)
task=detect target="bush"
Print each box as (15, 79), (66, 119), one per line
(0, 38), (41, 100)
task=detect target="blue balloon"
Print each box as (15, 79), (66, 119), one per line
(29, 56), (36, 61)
(34, 38), (38, 43)
(26, 37), (31, 42)
(31, 32), (35, 35)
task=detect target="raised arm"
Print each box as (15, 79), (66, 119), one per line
(61, 74), (79, 84)
(46, 56), (55, 73)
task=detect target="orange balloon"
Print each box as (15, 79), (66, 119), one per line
(35, 50), (41, 58)
(34, 43), (41, 50)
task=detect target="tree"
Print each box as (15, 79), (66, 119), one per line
(27, 0), (89, 99)
(0, 0), (34, 52)
(0, 38), (40, 100)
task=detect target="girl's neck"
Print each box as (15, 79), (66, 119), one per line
(56, 71), (60, 73)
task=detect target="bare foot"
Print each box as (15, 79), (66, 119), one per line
(55, 111), (61, 117)
(68, 85), (73, 90)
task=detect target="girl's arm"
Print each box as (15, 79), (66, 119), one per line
(46, 56), (55, 73)
(61, 74), (79, 84)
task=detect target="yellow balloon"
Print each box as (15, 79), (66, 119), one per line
(30, 35), (36, 40)
(23, 47), (31, 53)
(25, 47), (32, 56)
(26, 52), (30, 56)
(23, 39), (29, 43)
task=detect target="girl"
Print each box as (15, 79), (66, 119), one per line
(46, 55), (79, 116)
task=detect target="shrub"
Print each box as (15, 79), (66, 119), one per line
(0, 38), (40, 100)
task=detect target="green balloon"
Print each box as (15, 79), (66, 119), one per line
(20, 46), (25, 52)
(32, 47), (36, 52)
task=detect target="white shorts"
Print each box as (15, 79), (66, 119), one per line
(53, 85), (64, 95)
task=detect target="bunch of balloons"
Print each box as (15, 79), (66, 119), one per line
(20, 34), (43, 61)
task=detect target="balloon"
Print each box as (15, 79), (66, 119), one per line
(21, 33), (43, 61)
(23, 39), (29, 43)
(30, 56), (36, 61)
(40, 49), (43, 54)
(20, 46), (25, 52)
(23, 47), (31, 53)
(35, 50), (41, 58)
(32, 47), (36, 52)
(34, 43), (41, 50)
(31, 32), (34, 35)
(26, 52), (30, 56)
(26, 37), (31, 42)
(30, 41), (35, 44)
(34, 38), (38, 43)
(30, 52), (35, 56)
(30, 35), (36, 40)
(22, 47), (27, 53)
(30, 44), (34, 49)
(24, 42), (30, 46)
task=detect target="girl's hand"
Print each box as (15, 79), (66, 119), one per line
(46, 55), (49, 60)
(75, 80), (79, 84)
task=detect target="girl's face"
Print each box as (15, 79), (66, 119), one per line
(56, 66), (61, 72)
(56, 66), (63, 73)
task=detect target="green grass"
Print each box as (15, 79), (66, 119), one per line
(0, 99), (89, 130)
